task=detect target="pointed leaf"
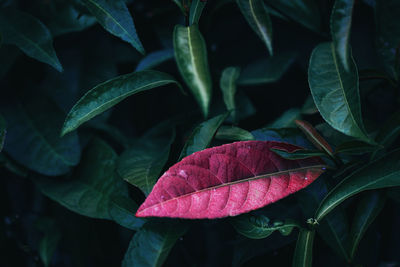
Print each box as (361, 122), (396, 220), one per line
(348, 192), (385, 260)
(295, 120), (334, 157)
(216, 126), (255, 141)
(309, 42), (371, 143)
(264, 0), (321, 33)
(179, 113), (228, 159)
(122, 221), (188, 267)
(34, 139), (144, 230)
(1, 97), (80, 176)
(35, 218), (61, 267)
(61, 70), (180, 136)
(136, 141), (326, 219)
(135, 49), (174, 71)
(220, 66), (241, 120)
(0, 114), (5, 152)
(0, 8), (62, 71)
(271, 148), (326, 160)
(173, 24), (212, 117)
(238, 52), (295, 85)
(315, 148), (400, 221)
(81, 0), (145, 54)
(330, 0), (355, 71)
(189, 0), (207, 25)
(236, 0), (273, 55)
(292, 229), (315, 267)
(230, 213), (298, 239)
(117, 132), (175, 195)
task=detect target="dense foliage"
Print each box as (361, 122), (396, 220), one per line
(1, 0), (400, 266)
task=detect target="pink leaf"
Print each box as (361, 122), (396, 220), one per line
(136, 141), (326, 219)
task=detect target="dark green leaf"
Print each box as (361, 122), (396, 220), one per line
(215, 125), (254, 141)
(230, 213), (298, 239)
(34, 138), (144, 230)
(301, 96), (318, 115)
(375, 110), (400, 147)
(174, 24), (212, 117)
(122, 221), (188, 267)
(238, 52), (295, 85)
(0, 8), (62, 71)
(268, 108), (301, 128)
(375, 0), (400, 80)
(236, 0), (273, 55)
(271, 148), (326, 160)
(330, 0), (355, 71)
(189, 0), (207, 25)
(309, 42), (371, 143)
(0, 114), (5, 152)
(264, 0), (321, 33)
(61, 70), (180, 136)
(334, 140), (378, 155)
(81, 0), (145, 54)
(117, 131), (175, 195)
(1, 97), (80, 176)
(135, 49), (174, 71)
(35, 218), (61, 267)
(251, 127), (313, 149)
(315, 148), (400, 221)
(348, 192), (385, 260)
(179, 113), (228, 159)
(292, 229), (315, 267)
(220, 66), (240, 120)
(295, 120), (334, 157)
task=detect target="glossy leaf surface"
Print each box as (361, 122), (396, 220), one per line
(0, 8), (62, 71)
(137, 141), (325, 219)
(174, 24), (212, 117)
(315, 148), (400, 221)
(216, 126), (255, 141)
(135, 49), (174, 71)
(238, 52), (295, 85)
(34, 139), (144, 230)
(236, 0), (273, 55)
(231, 213), (298, 239)
(1, 97), (80, 176)
(122, 221), (188, 267)
(330, 0), (355, 71)
(62, 70), (179, 136)
(179, 113), (228, 159)
(81, 0), (145, 54)
(117, 132), (175, 195)
(348, 192), (385, 260)
(189, 0), (207, 25)
(292, 229), (315, 267)
(309, 42), (370, 142)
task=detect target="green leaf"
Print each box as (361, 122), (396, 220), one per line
(271, 148), (326, 160)
(348, 192), (385, 260)
(330, 0), (355, 72)
(61, 70), (180, 136)
(122, 221), (188, 267)
(236, 0), (273, 55)
(375, 110), (400, 147)
(220, 66), (241, 120)
(0, 8), (62, 71)
(173, 24), (212, 118)
(237, 52), (295, 85)
(309, 42), (371, 143)
(230, 213), (298, 239)
(292, 229), (315, 267)
(375, 0), (400, 80)
(117, 131), (175, 195)
(1, 97), (80, 176)
(189, 0), (207, 25)
(252, 127), (313, 149)
(35, 218), (61, 267)
(315, 148), (400, 221)
(81, 0), (145, 54)
(301, 96), (318, 115)
(34, 138), (144, 230)
(135, 49), (174, 71)
(0, 114), (5, 152)
(179, 113), (228, 159)
(264, 0), (321, 33)
(334, 140), (378, 155)
(268, 108), (301, 128)
(215, 125), (254, 141)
